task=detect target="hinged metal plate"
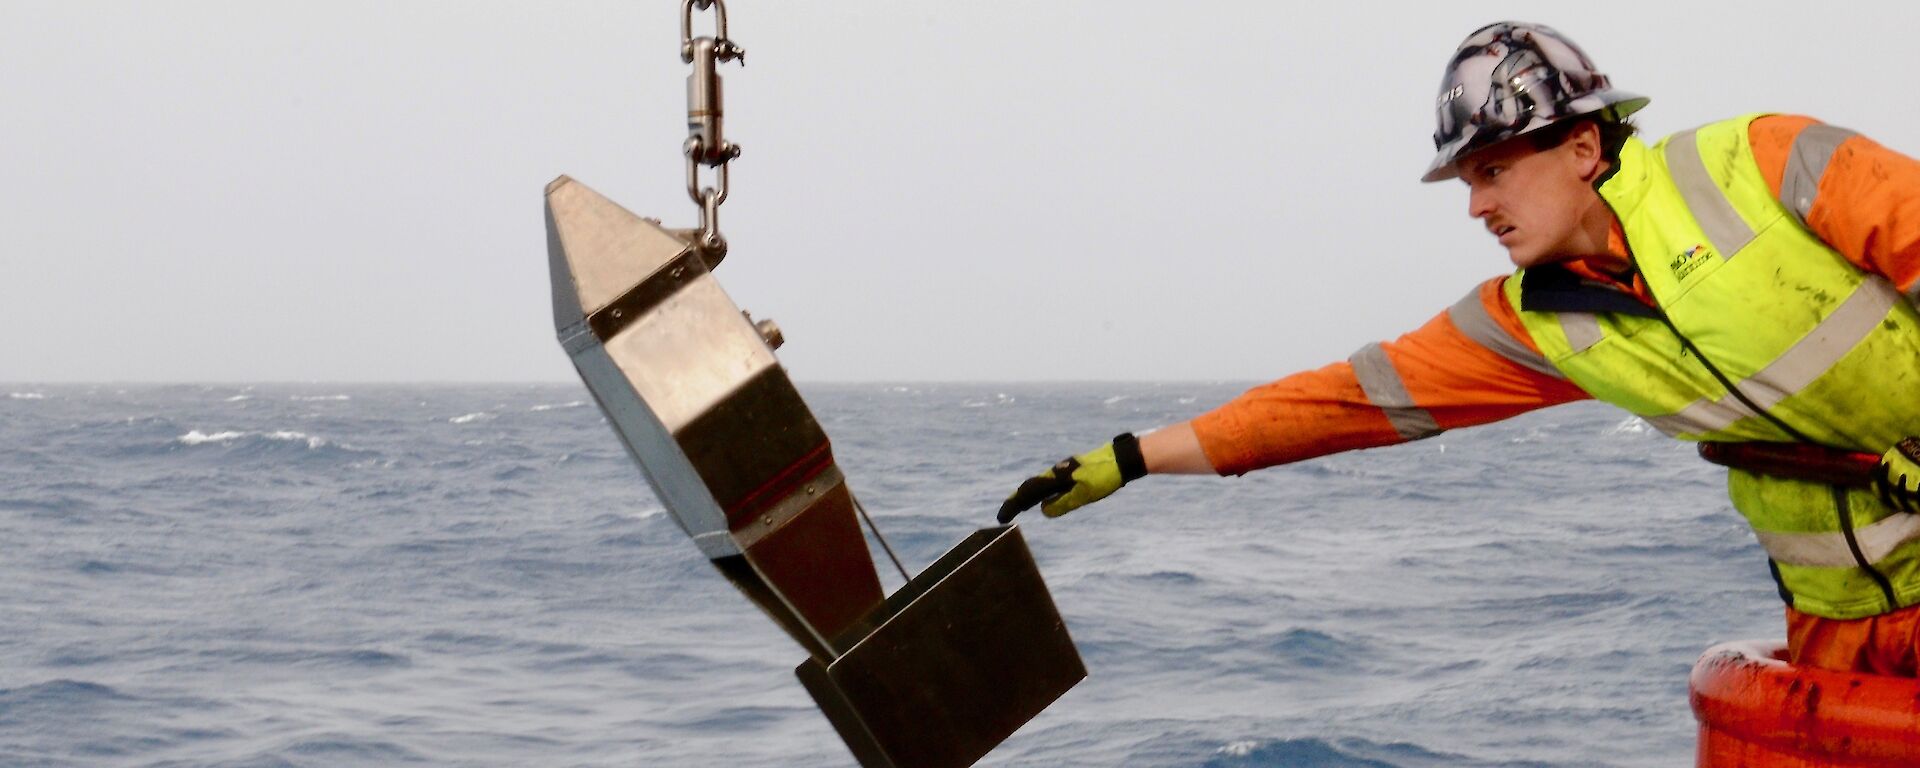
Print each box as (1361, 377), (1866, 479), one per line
(797, 525), (1086, 768)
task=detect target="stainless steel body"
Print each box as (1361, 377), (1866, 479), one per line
(546, 176), (883, 657)
(548, 7), (1086, 752)
(545, 175), (1085, 765)
(544, 3), (1090, 761)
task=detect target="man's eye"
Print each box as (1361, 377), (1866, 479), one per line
(1485, 165), (1504, 178)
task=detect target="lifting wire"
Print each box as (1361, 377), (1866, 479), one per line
(678, 0), (913, 584)
(854, 492), (912, 583)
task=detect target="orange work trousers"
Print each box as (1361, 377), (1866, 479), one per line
(1786, 602), (1920, 676)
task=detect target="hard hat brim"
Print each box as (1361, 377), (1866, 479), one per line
(1420, 92), (1649, 183)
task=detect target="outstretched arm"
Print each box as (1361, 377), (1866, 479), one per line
(1188, 278), (1589, 476)
(997, 278), (1591, 521)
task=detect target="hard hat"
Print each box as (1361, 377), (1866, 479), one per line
(1422, 22), (1648, 182)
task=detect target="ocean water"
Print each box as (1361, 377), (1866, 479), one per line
(0, 383), (1780, 767)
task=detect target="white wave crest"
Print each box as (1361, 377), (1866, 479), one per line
(224, 395), (251, 402)
(178, 430), (246, 445)
(1103, 395), (1129, 405)
(264, 431), (328, 449)
(290, 395), (350, 402)
(528, 401), (584, 412)
(9, 392), (46, 400)
(450, 412), (495, 424)
(1217, 740), (1260, 757)
(177, 430), (328, 449)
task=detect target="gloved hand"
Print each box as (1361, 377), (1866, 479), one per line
(1874, 437), (1920, 513)
(997, 433), (1147, 523)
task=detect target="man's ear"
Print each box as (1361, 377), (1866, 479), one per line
(1569, 121), (1607, 182)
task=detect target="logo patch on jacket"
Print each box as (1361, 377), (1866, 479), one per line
(1669, 244), (1711, 280)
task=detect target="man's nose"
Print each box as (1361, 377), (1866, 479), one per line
(1467, 185), (1495, 220)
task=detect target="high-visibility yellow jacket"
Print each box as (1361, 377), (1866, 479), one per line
(1191, 115), (1920, 619)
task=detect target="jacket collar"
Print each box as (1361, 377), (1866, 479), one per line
(1519, 263), (1662, 319)
(1595, 136), (1653, 229)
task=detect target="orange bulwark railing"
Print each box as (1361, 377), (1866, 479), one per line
(1691, 640), (1920, 766)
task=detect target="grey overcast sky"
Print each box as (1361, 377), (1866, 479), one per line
(5, 1), (1916, 383)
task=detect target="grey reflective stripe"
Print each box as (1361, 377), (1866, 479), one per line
(1755, 513), (1920, 568)
(1645, 277), (1900, 436)
(1561, 312), (1603, 353)
(1446, 287), (1563, 379)
(1908, 281), (1920, 308)
(1665, 129), (1755, 258)
(1779, 124), (1857, 224)
(1348, 342), (1442, 440)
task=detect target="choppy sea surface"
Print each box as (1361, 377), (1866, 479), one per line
(1, 383), (1780, 767)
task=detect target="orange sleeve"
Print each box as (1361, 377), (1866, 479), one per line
(1751, 115), (1920, 291)
(1190, 277), (1591, 475)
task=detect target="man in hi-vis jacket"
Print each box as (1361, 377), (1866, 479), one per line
(1000, 22), (1920, 675)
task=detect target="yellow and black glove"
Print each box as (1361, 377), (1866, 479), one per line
(1874, 437), (1920, 513)
(997, 433), (1148, 523)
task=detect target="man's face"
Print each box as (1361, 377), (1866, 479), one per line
(1457, 133), (1599, 268)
